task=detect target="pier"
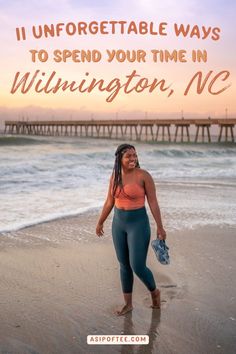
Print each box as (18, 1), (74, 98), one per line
(4, 118), (236, 143)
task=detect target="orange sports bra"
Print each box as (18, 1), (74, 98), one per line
(114, 183), (145, 209)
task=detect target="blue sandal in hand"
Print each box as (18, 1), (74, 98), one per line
(151, 239), (170, 265)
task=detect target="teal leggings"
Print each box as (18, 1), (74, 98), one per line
(112, 207), (156, 293)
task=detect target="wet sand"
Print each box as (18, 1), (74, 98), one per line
(0, 212), (236, 354)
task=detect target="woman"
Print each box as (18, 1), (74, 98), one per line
(96, 143), (166, 316)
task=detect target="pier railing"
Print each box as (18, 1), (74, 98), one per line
(4, 118), (236, 143)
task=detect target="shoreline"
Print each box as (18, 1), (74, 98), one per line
(0, 206), (102, 236)
(2, 173), (236, 237)
(0, 211), (236, 353)
(1, 203), (235, 247)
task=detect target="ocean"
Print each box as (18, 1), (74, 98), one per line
(0, 135), (236, 236)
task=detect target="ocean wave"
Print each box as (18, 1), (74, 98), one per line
(0, 204), (102, 234)
(149, 147), (236, 158)
(0, 135), (54, 146)
(1, 137), (235, 237)
(156, 179), (236, 189)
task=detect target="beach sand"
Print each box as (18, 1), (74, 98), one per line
(0, 212), (236, 354)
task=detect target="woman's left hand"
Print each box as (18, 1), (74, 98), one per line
(157, 227), (166, 240)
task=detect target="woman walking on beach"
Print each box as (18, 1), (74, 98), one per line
(96, 144), (166, 316)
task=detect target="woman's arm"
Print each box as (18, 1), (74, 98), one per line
(143, 170), (166, 240)
(96, 175), (115, 237)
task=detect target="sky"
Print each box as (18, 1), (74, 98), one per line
(0, 0), (236, 121)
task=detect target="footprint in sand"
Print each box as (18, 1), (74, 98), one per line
(160, 282), (187, 302)
(161, 285), (178, 301)
(143, 280), (184, 308)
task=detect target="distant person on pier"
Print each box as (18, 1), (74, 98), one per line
(96, 143), (166, 315)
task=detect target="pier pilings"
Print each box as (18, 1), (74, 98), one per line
(4, 119), (236, 143)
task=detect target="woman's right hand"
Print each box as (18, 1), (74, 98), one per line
(96, 223), (104, 237)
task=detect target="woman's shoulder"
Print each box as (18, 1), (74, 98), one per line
(136, 168), (153, 184)
(136, 168), (152, 178)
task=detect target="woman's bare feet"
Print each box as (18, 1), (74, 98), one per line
(115, 292), (133, 316)
(115, 304), (133, 316)
(150, 288), (161, 309)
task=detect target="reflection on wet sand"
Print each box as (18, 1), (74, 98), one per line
(121, 309), (161, 354)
